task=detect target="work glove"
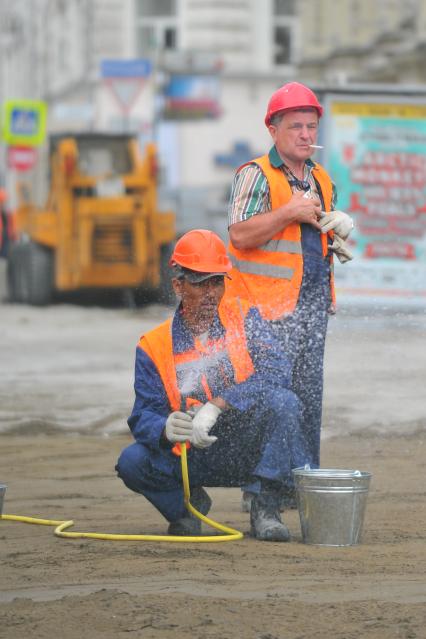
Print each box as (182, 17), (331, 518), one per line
(319, 210), (354, 240)
(164, 411), (193, 443)
(190, 402), (221, 449)
(186, 403), (203, 418)
(329, 234), (354, 264)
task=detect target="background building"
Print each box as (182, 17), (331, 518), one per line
(1, 0), (426, 245)
(300, 0), (426, 84)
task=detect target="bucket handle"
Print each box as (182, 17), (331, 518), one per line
(302, 466), (363, 477)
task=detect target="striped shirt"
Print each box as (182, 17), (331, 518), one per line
(228, 146), (337, 226)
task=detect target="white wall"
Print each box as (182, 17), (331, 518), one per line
(176, 77), (276, 188)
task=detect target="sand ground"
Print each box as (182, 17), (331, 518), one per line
(0, 260), (425, 638)
(1, 433), (425, 639)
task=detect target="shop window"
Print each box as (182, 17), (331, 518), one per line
(136, 0), (178, 56)
(272, 0), (297, 66)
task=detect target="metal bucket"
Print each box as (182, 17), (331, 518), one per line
(0, 484), (6, 516)
(292, 467), (372, 546)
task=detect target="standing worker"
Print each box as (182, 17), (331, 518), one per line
(116, 229), (310, 542)
(226, 82), (354, 510)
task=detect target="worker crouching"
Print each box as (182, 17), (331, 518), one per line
(116, 229), (309, 541)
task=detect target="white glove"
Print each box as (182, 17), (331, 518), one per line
(191, 402), (221, 449)
(329, 235), (354, 263)
(186, 404), (203, 418)
(319, 210), (354, 240)
(164, 411), (193, 443)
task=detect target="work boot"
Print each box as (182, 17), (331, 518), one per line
(250, 491), (290, 542)
(242, 489), (297, 513)
(241, 491), (254, 513)
(167, 486), (212, 536)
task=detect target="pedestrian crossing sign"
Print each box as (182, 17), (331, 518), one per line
(1, 99), (47, 146)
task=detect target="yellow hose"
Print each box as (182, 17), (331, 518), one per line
(0, 443), (243, 543)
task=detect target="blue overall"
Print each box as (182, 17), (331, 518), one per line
(116, 303), (310, 523)
(243, 223), (332, 495)
(271, 251), (331, 470)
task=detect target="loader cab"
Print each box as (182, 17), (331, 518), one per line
(49, 132), (133, 178)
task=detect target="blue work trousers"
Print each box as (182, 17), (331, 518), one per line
(116, 389), (307, 523)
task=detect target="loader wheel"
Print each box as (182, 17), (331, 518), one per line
(158, 243), (175, 306)
(7, 242), (33, 303)
(6, 243), (24, 302)
(21, 241), (54, 305)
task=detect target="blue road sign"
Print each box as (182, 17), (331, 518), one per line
(100, 59), (152, 78)
(11, 109), (39, 136)
(214, 141), (261, 167)
(1, 99), (47, 146)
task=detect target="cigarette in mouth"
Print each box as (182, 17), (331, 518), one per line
(309, 144), (324, 149)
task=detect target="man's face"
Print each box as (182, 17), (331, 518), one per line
(268, 108), (319, 166)
(172, 276), (225, 330)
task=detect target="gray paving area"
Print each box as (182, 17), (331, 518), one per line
(0, 260), (425, 439)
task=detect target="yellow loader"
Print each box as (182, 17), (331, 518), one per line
(7, 132), (176, 305)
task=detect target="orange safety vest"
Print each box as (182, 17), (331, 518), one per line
(226, 154), (335, 320)
(139, 297), (256, 454)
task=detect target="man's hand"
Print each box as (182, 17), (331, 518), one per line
(285, 190), (322, 229)
(319, 210), (354, 239)
(191, 402), (221, 449)
(164, 411), (193, 443)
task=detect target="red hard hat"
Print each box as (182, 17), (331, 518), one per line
(170, 229), (232, 274)
(265, 82), (323, 126)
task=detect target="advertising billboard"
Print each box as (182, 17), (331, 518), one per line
(163, 75), (221, 119)
(324, 96), (426, 302)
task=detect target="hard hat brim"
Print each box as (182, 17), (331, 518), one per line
(172, 265), (231, 282)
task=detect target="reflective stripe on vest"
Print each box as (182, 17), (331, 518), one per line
(260, 238), (302, 254)
(230, 254), (294, 280)
(174, 338), (229, 404)
(174, 334), (228, 372)
(226, 154), (334, 320)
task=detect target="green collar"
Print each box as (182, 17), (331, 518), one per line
(268, 145), (315, 170)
